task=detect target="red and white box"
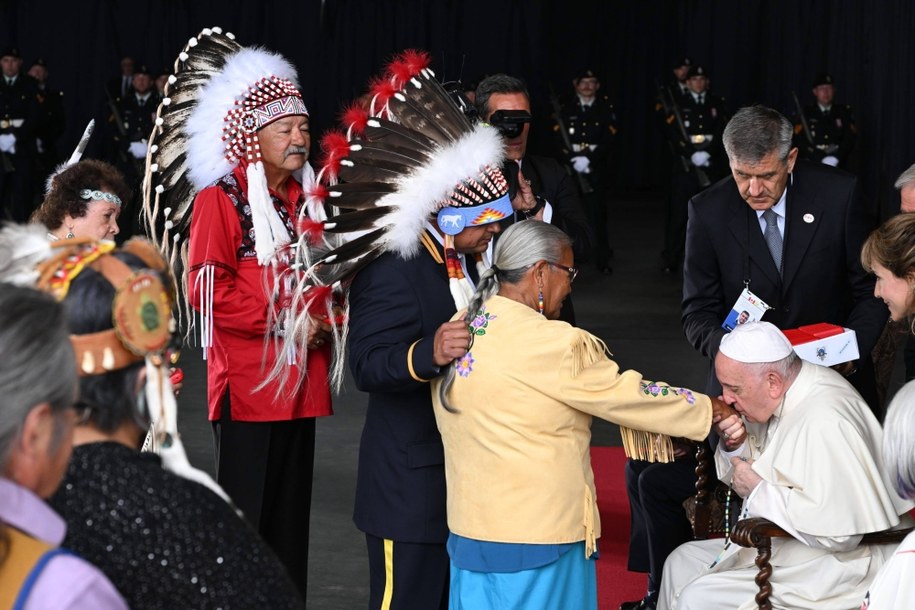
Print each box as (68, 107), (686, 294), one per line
(782, 323), (859, 367)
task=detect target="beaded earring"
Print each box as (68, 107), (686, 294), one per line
(538, 289), (544, 315)
(66, 226), (75, 239)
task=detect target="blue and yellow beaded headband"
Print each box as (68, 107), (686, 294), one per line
(80, 188), (122, 207)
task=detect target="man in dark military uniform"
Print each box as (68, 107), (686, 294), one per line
(0, 46), (39, 222)
(27, 58), (66, 200)
(660, 65), (729, 275)
(793, 73), (857, 170)
(553, 69), (619, 273)
(107, 63), (159, 237)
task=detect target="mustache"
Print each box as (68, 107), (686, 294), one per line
(284, 146), (308, 159)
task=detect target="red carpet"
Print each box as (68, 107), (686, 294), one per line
(592, 446), (646, 610)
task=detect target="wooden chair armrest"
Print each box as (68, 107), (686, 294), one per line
(730, 517), (789, 548)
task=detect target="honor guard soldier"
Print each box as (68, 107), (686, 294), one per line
(553, 68), (619, 273)
(108, 63), (159, 237)
(793, 73), (857, 169)
(660, 64), (729, 275)
(0, 46), (39, 222)
(28, 58), (66, 195)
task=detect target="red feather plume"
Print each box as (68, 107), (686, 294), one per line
(387, 49), (431, 89)
(341, 104), (369, 137)
(307, 182), (329, 203)
(368, 77), (398, 116)
(303, 285), (334, 314)
(297, 217), (326, 246)
(318, 130), (351, 178)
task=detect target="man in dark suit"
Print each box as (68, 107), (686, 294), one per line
(348, 217), (502, 610)
(474, 74), (591, 321)
(621, 105), (886, 610)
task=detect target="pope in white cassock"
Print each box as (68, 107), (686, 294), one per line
(659, 322), (914, 610)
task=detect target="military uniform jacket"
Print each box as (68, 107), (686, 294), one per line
(0, 74), (39, 158)
(794, 104), (857, 167)
(118, 91), (160, 144)
(34, 86), (65, 157)
(554, 95), (618, 177)
(665, 91), (729, 180)
(348, 233), (459, 543)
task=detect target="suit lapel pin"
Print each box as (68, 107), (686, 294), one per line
(803, 213), (815, 224)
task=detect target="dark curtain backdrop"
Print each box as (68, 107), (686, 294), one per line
(2, 0), (913, 218)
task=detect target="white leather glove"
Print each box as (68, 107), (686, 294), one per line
(0, 133), (16, 154)
(690, 150), (711, 167)
(821, 155), (839, 167)
(571, 155), (591, 174)
(128, 140), (147, 159)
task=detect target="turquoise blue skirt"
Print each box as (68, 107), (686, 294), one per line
(448, 541), (597, 609)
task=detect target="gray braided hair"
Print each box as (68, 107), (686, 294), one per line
(438, 221), (571, 412)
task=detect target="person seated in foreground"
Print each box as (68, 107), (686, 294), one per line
(431, 220), (742, 610)
(0, 225), (304, 610)
(0, 284), (127, 609)
(659, 322), (914, 610)
(862, 379), (915, 608)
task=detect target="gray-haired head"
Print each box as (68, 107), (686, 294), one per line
(0, 283), (77, 469)
(722, 105), (794, 166)
(895, 164), (915, 191)
(438, 220), (571, 413)
(883, 379), (915, 500)
(474, 73), (529, 119)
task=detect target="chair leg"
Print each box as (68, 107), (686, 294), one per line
(754, 538), (773, 610)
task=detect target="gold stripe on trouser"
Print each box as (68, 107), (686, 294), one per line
(382, 538), (394, 610)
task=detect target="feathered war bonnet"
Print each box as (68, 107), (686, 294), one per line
(277, 50), (512, 390)
(142, 26), (311, 273)
(0, 225), (230, 502)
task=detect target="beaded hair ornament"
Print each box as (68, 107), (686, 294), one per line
(0, 224), (230, 502)
(79, 188), (122, 207)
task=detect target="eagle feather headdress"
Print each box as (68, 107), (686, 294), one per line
(272, 49), (513, 391)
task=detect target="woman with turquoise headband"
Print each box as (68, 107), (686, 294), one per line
(32, 159), (128, 240)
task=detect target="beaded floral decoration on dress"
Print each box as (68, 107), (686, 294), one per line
(455, 307), (497, 378)
(640, 381), (697, 405)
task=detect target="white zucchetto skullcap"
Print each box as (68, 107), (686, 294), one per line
(719, 321), (793, 363)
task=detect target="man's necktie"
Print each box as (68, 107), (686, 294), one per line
(763, 209), (783, 273)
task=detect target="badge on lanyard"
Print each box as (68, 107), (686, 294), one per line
(722, 287), (772, 331)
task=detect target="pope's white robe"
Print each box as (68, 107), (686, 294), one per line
(659, 361), (914, 610)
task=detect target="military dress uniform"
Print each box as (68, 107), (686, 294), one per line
(109, 87), (159, 237)
(33, 83), (66, 197)
(554, 93), (618, 270)
(0, 66), (39, 221)
(660, 83), (729, 273)
(794, 103), (857, 169)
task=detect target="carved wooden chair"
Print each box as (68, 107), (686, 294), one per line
(686, 441), (913, 610)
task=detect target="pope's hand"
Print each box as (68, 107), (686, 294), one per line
(730, 456), (763, 498)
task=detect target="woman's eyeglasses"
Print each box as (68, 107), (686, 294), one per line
(549, 262), (578, 283)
